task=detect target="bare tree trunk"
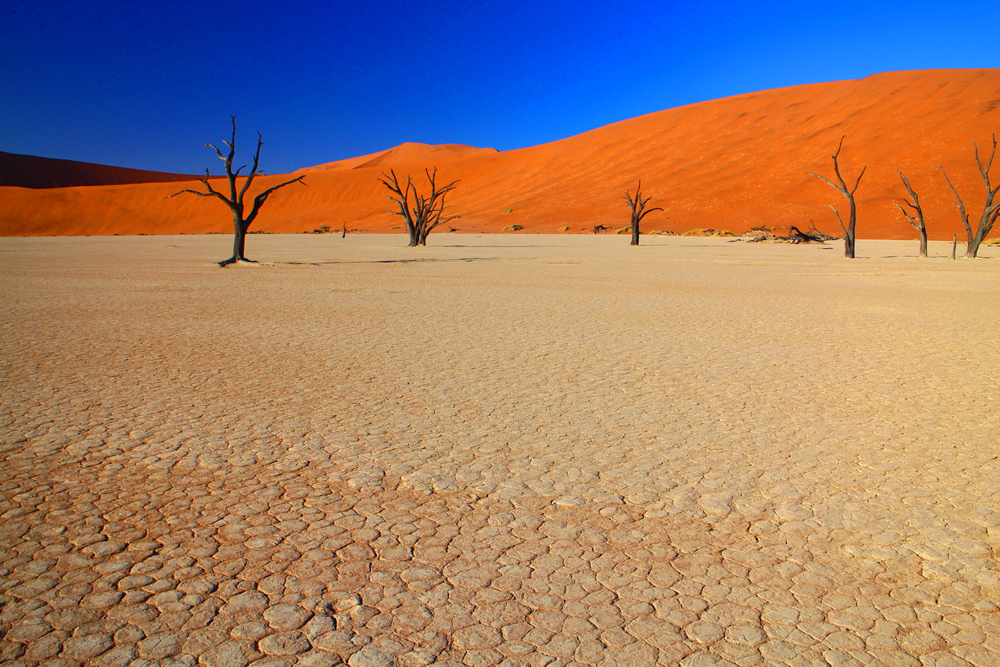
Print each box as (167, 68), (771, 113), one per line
(895, 171), (928, 258)
(952, 233), (957, 259)
(232, 217), (247, 262)
(845, 198), (857, 258)
(341, 221), (347, 239)
(808, 136), (866, 259)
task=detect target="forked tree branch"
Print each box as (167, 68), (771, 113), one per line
(808, 135), (867, 199)
(974, 135), (1000, 235)
(165, 169), (233, 208)
(974, 134), (998, 192)
(895, 170), (925, 233)
(623, 181), (663, 222)
(239, 132), (265, 203)
(828, 205), (848, 237)
(939, 164), (972, 234)
(894, 202), (919, 229)
(245, 175), (306, 226)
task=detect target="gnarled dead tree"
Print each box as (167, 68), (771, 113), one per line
(379, 168), (459, 246)
(895, 171), (928, 257)
(167, 116), (304, 266)
(623, 181), (663, 246)
(808, 136), (866, 258)
(939, 134), (1000, 258)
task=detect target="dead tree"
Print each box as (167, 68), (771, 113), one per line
(939, 134), (1000, 258)
(894, 171), (928, 257)
(623, 181), (663, 246)
(379, 168), (459, 246)
(167, 116), (304, 266)
(808, 136), (867, 258)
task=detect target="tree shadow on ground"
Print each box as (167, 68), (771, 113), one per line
(275, 257), (499, 266)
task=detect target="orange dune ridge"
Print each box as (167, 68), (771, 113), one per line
(2, 69), (998, 239)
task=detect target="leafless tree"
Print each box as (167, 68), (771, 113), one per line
(622, 181), (663, 246)
(167, 116), (304, 266)
(379, 168), (459, 246)
(939, 134), (1000, 258)
(808, 136), (867, 258)
(894, 171), (928, 257)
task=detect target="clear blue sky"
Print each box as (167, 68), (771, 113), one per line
(2, 0), (996, 174)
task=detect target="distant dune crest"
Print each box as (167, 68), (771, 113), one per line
(1, 69), (998, 239)
(296, 142), (499, 173)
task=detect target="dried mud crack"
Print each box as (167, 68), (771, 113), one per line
(1, 235), (998, 666)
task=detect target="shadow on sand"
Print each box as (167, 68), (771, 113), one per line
(275, 257), (499, 266)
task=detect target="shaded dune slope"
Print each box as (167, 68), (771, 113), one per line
(2, 69), (998, 239)
(0, 151), (202, 189)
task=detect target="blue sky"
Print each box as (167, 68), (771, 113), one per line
(2, 0), (996, 174)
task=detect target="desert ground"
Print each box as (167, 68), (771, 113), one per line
(1, 234), (998, 666)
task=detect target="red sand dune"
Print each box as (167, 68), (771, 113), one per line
(0, 151), (202, 189)
(2, 69), (998, 239)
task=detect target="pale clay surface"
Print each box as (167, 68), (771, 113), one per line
(0, 234), (997, 667)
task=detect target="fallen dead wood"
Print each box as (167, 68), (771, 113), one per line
(738, 225), (836, 244)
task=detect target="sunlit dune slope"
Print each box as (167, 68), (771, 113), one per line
(0, 151), (201, 189)
(296, 142), (498, 172)
(2, 69), (998, 239)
